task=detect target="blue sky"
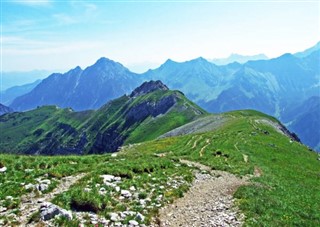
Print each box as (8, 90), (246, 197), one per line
(1, 0), (320, 72)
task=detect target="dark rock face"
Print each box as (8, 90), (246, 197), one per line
(130, 80), (169, 98)
(90, 94), (177, 153)
(126, 95), (176, 124)
(0, 103), (13, 116)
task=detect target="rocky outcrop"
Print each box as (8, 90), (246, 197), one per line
(130, 80), (169, 98)
(40, 202), (72, 221)
(125, 95), (176, 125)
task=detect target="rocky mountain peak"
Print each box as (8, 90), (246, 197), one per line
(130, 80), (169, 98)
(94, 57), (124, 68)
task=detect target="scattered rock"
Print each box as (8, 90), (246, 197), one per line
(114, 176), (122, 182)
(0, 167), (7, 173)
(105, 182), (117, 188)
(40, 179), (51, 185)
(136, 212), (145, 222)
(24, 183), (36, 190)
(111, 153), (118, 157)
(5, 196), (13, 200)
(130, 186), (136, 191)
(110, 212), (119, 222)
(99, 187), (106, 195)
(101, 174), (115, 183)
(129, 220), (139, 226)
(24, 169), (34, 173)
(37, 183), (49, 191)
(121, 190), (132, 198)
(40, 202), (72, 221)
(0, 206), (7, 212)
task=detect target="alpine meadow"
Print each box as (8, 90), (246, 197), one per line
(1, 1), (319, 227)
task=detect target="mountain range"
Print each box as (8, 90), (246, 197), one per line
(6, 43), (320, 151)
(1, 79), (41, 106)
(211, 53), (268, 65)
(1, 81), (204, 155)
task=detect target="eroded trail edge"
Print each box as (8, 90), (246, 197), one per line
(154, 160), (247, 227)
(17, 173), (86, 226)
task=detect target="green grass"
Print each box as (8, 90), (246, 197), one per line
(0, 110), (319, 226)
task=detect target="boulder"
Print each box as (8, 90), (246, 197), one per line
(109, 212), (119, 222)
(121, 190), (132, 198)
(37, 183), (49, 191)
(101, 174), (115, 183)
(136, 212), (145, 222)
(24, 183), (35, 190)
(40, 202), (72, 221)
(0, 167), (7, 173)
(129, 220), (139, 226)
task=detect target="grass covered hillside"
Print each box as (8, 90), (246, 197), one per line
(0, 81), (206, 155)
(0, 110), (319, 226)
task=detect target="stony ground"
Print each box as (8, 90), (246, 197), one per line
(0, 173), (86, 226)
(152, 160), (247, 227)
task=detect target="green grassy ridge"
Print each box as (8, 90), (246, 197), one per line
(123, 111), (319, 225)
(0, 89), (205, 154)
(1, 110), (319, 226)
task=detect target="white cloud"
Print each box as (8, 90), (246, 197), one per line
(53, 14), (77, 25)
(2, 36), (104, 55)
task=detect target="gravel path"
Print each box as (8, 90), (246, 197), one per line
(153, 160), (247, 227)
(15, 173), (86, 226)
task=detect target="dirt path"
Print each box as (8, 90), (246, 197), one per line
(154, 160), (247, 227)
(15, 173), (86, 226)
(192, 136), (203, 149)
(199, 139), (210, 157)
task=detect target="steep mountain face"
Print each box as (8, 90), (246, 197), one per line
(0, 103), (13, 115)
(282, 96), (320, 150)
(10, 58), (142, 111)
(0, 81), (205, 155)
(1, 79), (41, 106)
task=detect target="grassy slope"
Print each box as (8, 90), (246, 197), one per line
(0, 90), (205, 154)
(0, 110), (319, 226)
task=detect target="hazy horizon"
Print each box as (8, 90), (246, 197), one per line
(2, 0), (320, 72)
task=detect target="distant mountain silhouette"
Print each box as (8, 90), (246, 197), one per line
(11, 58), (142, 111)
(211, 53), (268, 65)
(9, 43), (320, 150)
(1, 79), (41, 106)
